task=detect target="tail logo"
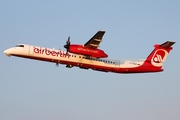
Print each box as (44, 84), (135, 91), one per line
(151, 49), (168, 67)
(153, 52), (165, 63)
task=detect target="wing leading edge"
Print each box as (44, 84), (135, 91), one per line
(84, 31), (105, 49)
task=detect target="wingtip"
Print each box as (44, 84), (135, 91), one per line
(98, 30), (105, 32)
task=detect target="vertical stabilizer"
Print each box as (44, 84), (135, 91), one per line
(144, 41), (175, 68)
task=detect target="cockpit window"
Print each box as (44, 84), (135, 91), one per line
(15, 45), (24, 47)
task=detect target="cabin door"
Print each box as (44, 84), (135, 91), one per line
(28, 46), (34, 55)
(115, 60), (120, 68)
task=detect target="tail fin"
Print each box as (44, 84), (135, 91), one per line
(144, 41), (175, 68)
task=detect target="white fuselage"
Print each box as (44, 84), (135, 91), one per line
(4, 44), (162, 73)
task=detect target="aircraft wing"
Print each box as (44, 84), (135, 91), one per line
(84, 31), (105, 49)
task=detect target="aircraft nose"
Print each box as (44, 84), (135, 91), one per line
(4, 48), (12, 57)
(4, 49), (8, 54)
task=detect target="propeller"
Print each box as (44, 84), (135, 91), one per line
(55, 63), (59, 67)
(64, 36), (71, 56)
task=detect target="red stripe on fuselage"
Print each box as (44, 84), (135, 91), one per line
(11, 54), (163, 74)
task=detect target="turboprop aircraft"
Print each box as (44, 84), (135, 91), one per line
(4, 30), (175, 74)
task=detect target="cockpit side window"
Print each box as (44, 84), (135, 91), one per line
(15, 45), (24, 47)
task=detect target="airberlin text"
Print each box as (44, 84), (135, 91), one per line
(33, 47), (70, 58)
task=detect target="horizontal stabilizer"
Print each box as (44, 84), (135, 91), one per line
(160, 41), (175, 48)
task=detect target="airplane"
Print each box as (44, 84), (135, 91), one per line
(4, 30), (175, 74)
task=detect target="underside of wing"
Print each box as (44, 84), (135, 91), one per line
(84, 31), (105, 49)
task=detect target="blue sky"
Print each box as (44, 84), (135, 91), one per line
(1, 0), (180, 120)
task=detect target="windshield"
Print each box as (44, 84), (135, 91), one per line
(15, 45), (24, 47)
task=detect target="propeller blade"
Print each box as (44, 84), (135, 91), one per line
(67, 36), (70, 45)
(64, 36), (70, 49)
(55, 63), (59, 67)
(64, 36), (71, 56)
(64, 45), (68, 49)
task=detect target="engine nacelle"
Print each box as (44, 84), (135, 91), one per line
(69, 44), (108, 58)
